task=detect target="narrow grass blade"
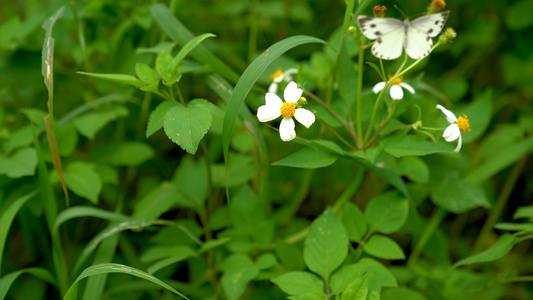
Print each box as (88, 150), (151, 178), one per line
(0, 190), (39, 274)
(63, 263), (189, 300)
(0, 268), (56, 300)
(53, 206), (129, 233)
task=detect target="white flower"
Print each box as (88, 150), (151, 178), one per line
(268, 68), (298, 94)
(373, 75), (415, 100)
(436, 104), (471, 152)
(257, 81), (315, 142)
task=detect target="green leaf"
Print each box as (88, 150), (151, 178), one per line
(0, 147), (37, 178)
(342, 203), (367, 243)
(461, 90), (492, 143)
(212, 153), (259, 188)
(341, 276), (369, 300)
(172, 156), (208, 213)
(77, 72), (143, 87)
(63, 161), (102, 204)
(53, 206), (129, 233)
(73, 106), (128, 140)
(514, 206), (533, 220)
(453, 234), (516, 268)
(363, 235), (406, 260)
(133, 182), (182, 219)
(288, 293), (329, 300)
(505, 0), (533, 30)
(164, 99), (213, 154)
(381, 135), (448, 158)
(382, 287), (427, 300)
(141, 245), (197, 274)
(136, 63), (158, 83)
(256, 253), (278, 270)
(337, 43), (357, 107)
(3, 125), (35, 154)
(330, 258), (397, 294)
(304, 208), (349, 281)
(63, 263), (188, 300)
(172, 33), (216, 73)
(272, 271), (324, 296)
(146, 101), (180, 137)
(156, 51), (173, 83)
(0, 268), (56, 299)
(220, 254), (259, 300)
(272, 147), (337, 168)
(221, 35), (325, 165)
(431, 171), (490, 213)
(0, 191), (38, 272)
(275, 239), (306, 271)
(91, 142), (154, 166)
(396, 156), (429, 183)
(365, 191), (409, 234)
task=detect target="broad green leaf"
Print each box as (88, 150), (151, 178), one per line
(133, 182), (182, 219)
(505, 0), (533, 30)
(272, 148), (337, 169)
(0, 268), (55, 299)
(164, 99), (213, 154)
(220, 254), (259, 300)
(3, 125), (34, 154)
(453, 234), (516, 268)
(275, 239), (306, 271)
(304, 208), (349, 281)
(146, 101), (180, 137)
(396, 156), (429, 183)
(0, 191), (38, 272)
(212, 153), (259, 188)
(330, 258), (397, 294)
(63, 161), (102, 204)
(461, 90), (492, 143)
(136, 63), (158, 83)
(172, 33), (216, 73)
(288, 293), (329, 300)
(362, 235), (406, 260)
(271, 271), (324, 296)
(382, 287), (427, 300)
(431, 171), (490, 213)
(494, 222), (533, 232)
(77, 72), (143, 87)
(198, 237), (231, 254)
(221, 35), (325, 165)
(256, 253), (277, 270)
(381, 135), (447, 158)
(91, 142), (154, 166)
(230, 185), (265, 233)
(73, 106), (128, 140)
(0, 147), (37, 178)
(337, 43), (357, 107)
(341, 276), (369, 300)
(63, 263), (188, 300)
(156, 51), (173, 83)
(365, 191), (409, 234)
(342, 203), (367, 243)
(172, 156), (208, 213)
(53, 206), (129, 233)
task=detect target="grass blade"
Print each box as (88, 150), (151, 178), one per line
(0, 268), (56, 299)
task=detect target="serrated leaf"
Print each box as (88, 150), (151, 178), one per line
(304, 208), (349, 281)
(272, 148), (337, 168)
(363, 235), (405, 260)
(63, 161), (102, 204)
(77, 72), (143, 87)
(272, 271), (324, 296)
(453, 234), (515, 268)
(381, 135), (447, 157)
(164, 99), (212, 154)
(365, 191), (409, 234)
(146, 101), (181, 137)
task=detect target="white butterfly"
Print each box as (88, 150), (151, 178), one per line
(357, 11), (449, 60)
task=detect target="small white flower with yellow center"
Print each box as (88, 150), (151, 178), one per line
(257, 81), (315, 142)
(268, 68), (298, 94)
(372, 75), (415, 100)
(436, 104), (471, 152)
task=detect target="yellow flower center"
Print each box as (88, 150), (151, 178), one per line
(432, 0), (446, 10)
(388, 75), (403, 85)
(280, 102), (296, 118)
(270, 68), (283, 80)
(457, 114), (471, 132)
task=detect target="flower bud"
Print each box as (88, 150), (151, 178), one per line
(427, 0), (446, 14)
(372, 5), (387, 18)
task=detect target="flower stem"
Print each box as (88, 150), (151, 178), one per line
(407, 207), (449, 267)
(356, 35), (365, 148)
(363, 83), (389, 146)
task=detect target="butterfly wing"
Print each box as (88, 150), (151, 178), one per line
(357, 16), (405, 60)
(405, 11), (449, 59)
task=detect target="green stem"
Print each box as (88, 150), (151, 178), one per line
(407, 207), (449, 267)
(332, 167), (365, 213)
(363, 84), (388, 145)
(472, 156), (528, 253)
(356, 36), (365, 148)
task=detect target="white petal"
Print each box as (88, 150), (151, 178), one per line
(268, 82), (279, 94)
(294, 108), (315, 128)
(399, 82), (415, 94)
(283, 68), (298, 81)
(390, 85), (404, 100)
(279, 117), (296, 141)
(273, 75), (283, 83)
(284, 81), (303, 103)
(443, 124), (460, 142)
(454, 134), (462, 152)
(257, 93), (282, 122)
(372, 81), (386, 94)
(436, 104), (457, 123)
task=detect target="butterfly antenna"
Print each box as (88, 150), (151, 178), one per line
(393, 5), (408, 19)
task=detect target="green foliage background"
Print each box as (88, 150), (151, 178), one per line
(1, 0), (533, 299)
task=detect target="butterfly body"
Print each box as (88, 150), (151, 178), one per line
(357, 11), (449, 60)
